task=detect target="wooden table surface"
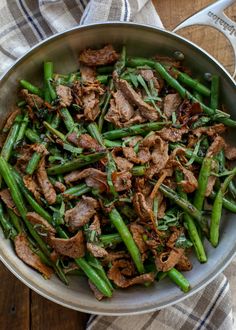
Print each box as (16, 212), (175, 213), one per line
(0, 1), (235, 329)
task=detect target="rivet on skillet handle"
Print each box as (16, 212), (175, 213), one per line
(172, 0), (236, 79)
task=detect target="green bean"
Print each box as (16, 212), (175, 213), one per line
(103, 139), (122, 148)
(0, 157), (50, 256)
(109, 208), (145, 274)
(43, 121), (66, 141)
(100, 233), (123, 248)
(12, 169), (52, 222)
(25, 115), (60, 175)
(210, 75), (219, 110)
(1, 114), (22, 161)
(127, 58), (236, 127)
(170, 67), (211, 97)
(15, 114), (29, 144)
(0, 202), (17, 239)
(167, 268), (190, 293)
(97, 75), (109, 84)
(87, 123), (118, 197)
(20, 80), (44, 98)
(210, 167), (236, 247)
(87, 254), (113, 291)
(87, 122), (105, 147)
(25, 128), (41, 143)
(158, 183), (209, 236)
(63, 183), (91, 197)
(193, 157), (212, 211)
(103, 122), (169, 140)
(47, 151), (106, 175)
(193, 90), (203, 102)
(175, 170), (207, 263)
(74, 258), (112, 297)
(44, 61), (57, 102)
(98, 80), (114, 132)
(114, 45), (126, 76)
(25, 142), (47, 175)
(209, 191), (236, 213)
(131, 165), (146, 176)
(8, 209), (22, 234)
(59, 108), (79, 134)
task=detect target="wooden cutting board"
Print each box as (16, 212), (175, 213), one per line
(0, 1), (235, 329)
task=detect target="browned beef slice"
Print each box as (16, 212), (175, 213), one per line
(49, 231), (85, 258)
(79, 44), (119, 66)
(65, 196), (99, 231)
(14, 233), (53, 278)
(56, 85), (72, 107)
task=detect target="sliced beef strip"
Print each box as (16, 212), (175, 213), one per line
(112, 171), (132, 192)
(80, 64), (96, 83)
(78, 134), (104, 151)
(166, 228), (183, 249)
(133, 192), (154, 223)
(103, 251), (128, 264)
(64, 168), (108, 192)
(134, 177), (153, 197)
(26, 212), (56, 238)
(49, 230), (85, 258)
(205, 160), (218, 197)
(108, 260), (155, 288)
(14, 233), (53, 278)
(36, 157), (56, 205)
(143, 136), (169, 178)
(2, 108), (21, 133)
(20, 89), (44, 109)
(157, 127), (188, 142)
(225, 144), (236, 160)
(206, 136), (226, 157)
(67, 132), (104, 151)
(112, 147), (134, 171)
(53, 181), (66, 193)
(121, 113), (146, 127)
(0, 188), (20, 216)
(192, 123), (226, 138)
(163, 93), (182, 118)
(155, 248), (184, 272)
(23, 175), (42, 204)
(79, 44), (119, 66)
(87, 243), (108, 257)
(89, 214), (101, 235)
(176, 254), (192, 271)
(83, 91), (100, 121)
(105, 90), (134, 127)
(116, 79), (159, 121)
(130, 223), (148, 254)
(123, 146), (151, 164)
(65, 196), (99, 231)
(56, 85), (72, 108)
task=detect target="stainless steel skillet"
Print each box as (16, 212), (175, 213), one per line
(0, 0), (235, 315)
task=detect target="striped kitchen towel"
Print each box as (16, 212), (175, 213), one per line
(0, 0), (163, 74)
(0, 1), (234, 330)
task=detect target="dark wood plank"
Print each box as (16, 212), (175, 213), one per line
(30, 291), (89, 330)
(0, 261), (30, 330)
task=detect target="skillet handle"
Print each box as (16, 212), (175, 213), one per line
(172, 0), (236, 79)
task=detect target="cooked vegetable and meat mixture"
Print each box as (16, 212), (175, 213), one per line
(1, 44), (236, 299)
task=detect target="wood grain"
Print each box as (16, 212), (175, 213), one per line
(0, 1), (235, 329)
(0, 263), (30, 330)
(30, 291), (88, 330)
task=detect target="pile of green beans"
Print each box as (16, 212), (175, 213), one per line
(1, 44), (236, 301)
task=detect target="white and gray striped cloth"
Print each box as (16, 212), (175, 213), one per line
(0, 1), (234, 329)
